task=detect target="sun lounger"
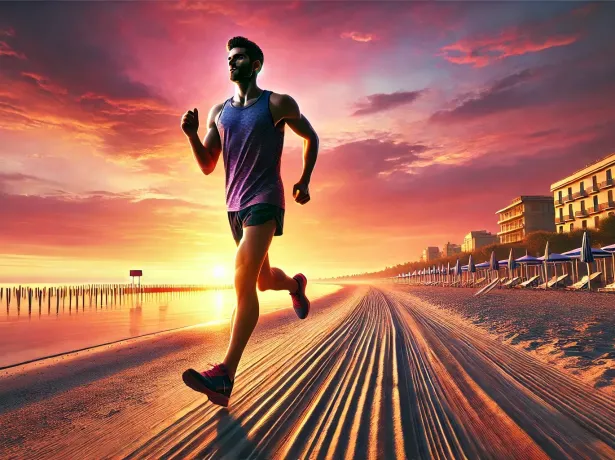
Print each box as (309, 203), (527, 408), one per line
(549, 273), (569, 288)
(502, 277), (521, 288)
(566, 272), (602, 291)
(599, 281), (615, 292)
(536, 276), (558, 289)
(516, 275), (540, 288)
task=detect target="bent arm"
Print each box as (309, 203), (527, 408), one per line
(189, 104), (223, 175)
(282, 96), (319, 184)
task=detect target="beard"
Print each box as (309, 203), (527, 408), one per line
(230, 66), (254, 82)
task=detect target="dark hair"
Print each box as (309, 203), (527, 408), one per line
(227, 36), (264, 68)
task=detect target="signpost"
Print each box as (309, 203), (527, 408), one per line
(130, 270), (143, 291)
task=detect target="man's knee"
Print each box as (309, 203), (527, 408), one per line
(257, 269), (273, 292)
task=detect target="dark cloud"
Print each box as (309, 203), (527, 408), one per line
(352, 90), (425, 116)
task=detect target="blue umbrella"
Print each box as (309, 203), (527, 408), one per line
(601, 244), (615, 284)
(468, 254), (476, 286)
(515, 254), (542, 265)
(454, 258), (461, 280)
(581, 231), (595, 290)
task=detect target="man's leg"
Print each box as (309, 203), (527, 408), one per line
(257, 254), (299, 293)
(223, 220), (276, 381)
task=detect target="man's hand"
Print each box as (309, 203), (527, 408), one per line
(293, 181), (310, 205)
(181, 108), (199, 136)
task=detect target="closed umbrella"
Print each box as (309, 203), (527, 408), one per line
(454, 258), (461, 285)
(508, 248), (518, 280)
(468, 254), (476, 286)
(581, 231), (595, 290)
(543, 241), (550, 289)
(490, 250), (500, 281)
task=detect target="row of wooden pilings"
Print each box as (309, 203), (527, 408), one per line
(2, 284), (233, 315)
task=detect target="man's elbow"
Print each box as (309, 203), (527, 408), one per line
(307, 132), (319, 145)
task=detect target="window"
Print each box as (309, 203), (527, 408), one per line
(568, 187), (573, 199)
(580, 181), (585, 193)
(593, 175), (598, 188)
(559, 208), (563, 220)
(595, 216), (600, 228)
(582, 220), (587, 229)
(558, 190), (562, 203)
(610, 190), (614, 204)
(608, 169), (613, 183)
(581, 201), (586, 212)
(594, 195), (599, 210)
(559, 226), (563, 233)
(568, 203), (573, 217)
(570, 223), (574, 231)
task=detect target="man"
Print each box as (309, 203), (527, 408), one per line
(180, 37), (319, 407)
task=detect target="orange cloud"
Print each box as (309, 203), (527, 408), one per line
(341, 31), (376, 43)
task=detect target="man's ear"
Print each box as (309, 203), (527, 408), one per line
(254, 60), (262, 75)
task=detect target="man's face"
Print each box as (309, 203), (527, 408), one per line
(228, 48), (257, 82)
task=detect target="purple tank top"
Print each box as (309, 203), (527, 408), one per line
(216, 90), (285, 211)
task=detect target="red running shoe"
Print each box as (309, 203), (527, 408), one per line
(290, 273), (310, 319)
(182, 363), (234, 407)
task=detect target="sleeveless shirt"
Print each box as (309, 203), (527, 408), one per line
(216, 90), (285, 211)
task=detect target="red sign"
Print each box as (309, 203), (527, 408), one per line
(130, 270), (143, 277)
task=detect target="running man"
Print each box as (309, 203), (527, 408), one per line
(180, 37), (319, 407)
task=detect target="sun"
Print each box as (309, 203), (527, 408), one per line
(212, 265), (226, 280)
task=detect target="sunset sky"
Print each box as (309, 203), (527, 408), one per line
(1, 1), (615, 284)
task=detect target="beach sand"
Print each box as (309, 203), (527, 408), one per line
(1, 284), (614, 459)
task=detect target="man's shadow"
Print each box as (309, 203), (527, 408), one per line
(196, 409), (269, 459)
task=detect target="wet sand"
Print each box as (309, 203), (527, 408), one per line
(1, 284), (614, 459)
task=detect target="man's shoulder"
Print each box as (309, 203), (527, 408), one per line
(268, 92), (299, 115)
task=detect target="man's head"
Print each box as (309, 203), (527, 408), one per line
(227, 36), (264, 83)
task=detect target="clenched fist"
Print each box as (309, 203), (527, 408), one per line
(181, 108), (199, 136)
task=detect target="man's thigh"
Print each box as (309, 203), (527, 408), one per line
(235, 220), (276, 281)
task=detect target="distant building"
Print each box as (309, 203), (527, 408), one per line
(496, 196), (555, 244)
(422, 246), (440, 262)
(550, 152), (615, 233)
(461, 231), (497, 253)
(442, 242), (461, 257)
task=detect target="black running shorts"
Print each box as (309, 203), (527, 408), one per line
(227, 203), (285, 244)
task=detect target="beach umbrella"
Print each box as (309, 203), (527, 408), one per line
(489, 250), (500, 280)
(581, 231), (595, 290)
(543, 241), (550, 289)
(468, 254), (476, 285)
(601, 244), (615, 283)
(447, 262), (451, 284)
(508, 248), (518, 280)
(454, 258), (461, 284)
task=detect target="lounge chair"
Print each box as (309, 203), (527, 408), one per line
(502, 277), (521, 288)
(566, 272), (602, 291)
(598, 281), (615, 292)
(536, 276), (558, 289)
(516, 275), (540, 289)
(549, 273), (570, 288)
(474, 277), (487, 287)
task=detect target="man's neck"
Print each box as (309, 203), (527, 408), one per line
(234, 80), (262, 103)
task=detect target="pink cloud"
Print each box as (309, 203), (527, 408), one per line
(352, 90), (426, 116)
(341, 31), (376, 43)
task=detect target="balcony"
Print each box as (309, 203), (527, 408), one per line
(600, 179), (614, 190)
(563, 195), (574, 203)
(575, 210), (588, 218)
(602, 201), (615, 211)
(497, 213), (524, 225)
(587, 184), (600, 194)
(572, 190), (588, 199)
(555, 216), (566, 224)
(588, 207), (600, 215)
(497, 225), (525, 236)
(564, 214), (575, 222)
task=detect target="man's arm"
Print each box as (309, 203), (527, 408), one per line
(186, 104), (223, 175)
(280, 95), (319, 184)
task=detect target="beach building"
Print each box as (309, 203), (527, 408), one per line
(442, 242), (461, 257)
(551, 152), (615, 233)
(461, 231), (497, 252)
(496, 196), (555, 244)
(422, 247), (440, 262)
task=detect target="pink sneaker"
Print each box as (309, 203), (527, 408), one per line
(290, 273), (310, 319)
(182, 363), (233, 407)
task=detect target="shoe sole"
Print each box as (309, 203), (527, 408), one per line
(182, 369), (230, 407)
(293, 274), (310, 320)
